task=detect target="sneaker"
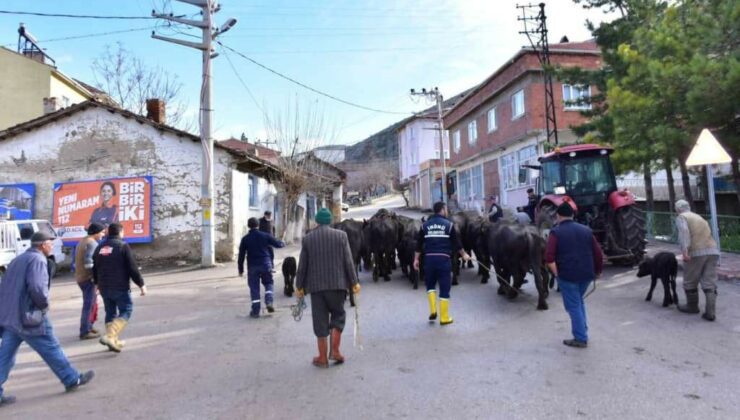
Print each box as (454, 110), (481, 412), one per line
(80, 331), (101, 340)
(65, 370), (95, 392)
(563, 339), (588, 348)
(90, 327), (99, 334)
(0, 395), (17, 407)
(266, 305), (275, 313)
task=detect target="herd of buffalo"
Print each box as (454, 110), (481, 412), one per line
(334, 208), (552, 311)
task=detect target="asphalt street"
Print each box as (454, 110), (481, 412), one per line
(2, 196), (739, 419)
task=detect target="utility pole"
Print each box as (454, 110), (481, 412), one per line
(517, 2), (558, 145)
(152, 1), (236, 267)
(410, 87), (448, 203)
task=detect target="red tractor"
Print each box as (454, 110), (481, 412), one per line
(534, 144), (646, 265)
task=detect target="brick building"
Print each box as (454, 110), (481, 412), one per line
(443, 40), (601, 213)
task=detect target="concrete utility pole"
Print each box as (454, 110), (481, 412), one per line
(410, 87), (448, 204)
(152, 1), (236, 267)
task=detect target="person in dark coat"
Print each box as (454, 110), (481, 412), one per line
(414, 202), (470, 325)
(545, 203), (603, 348)
(516, 188), (538, 224)
(0, 232), (95, 406)
(487, 196), (503, 223)
(238, 217), (285, 318)
(296, 208), (360, 368)
(258, 211), (276, 270)
(93, 223), (146, 353)
(75, 222), (106, 340)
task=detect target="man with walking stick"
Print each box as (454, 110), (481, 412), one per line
(295, 208), (360, 368)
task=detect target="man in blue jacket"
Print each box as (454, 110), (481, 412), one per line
(413, 202), (470, 325)
(0, 232), (94, 407)
(238, 217), (285, 318)
(545, 202), (603, 348)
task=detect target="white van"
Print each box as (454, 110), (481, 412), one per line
(0, 219), (66, 278)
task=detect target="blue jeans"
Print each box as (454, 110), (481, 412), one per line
(0, 318), (80, 398)
(558, 278), (592, 342)
(78, 280), (98, 336)
(248, 263), (274, 314)
(100, 289), (133, 323)
(424, 256), (452, 299)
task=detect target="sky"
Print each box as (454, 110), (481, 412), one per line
(0, 0), (616, 146)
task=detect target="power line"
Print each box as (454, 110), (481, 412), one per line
(220, 46), (268, 120)
(25, 26), (156, 44)
(217, 41), (413, 116)
(0, 10), (156, 19)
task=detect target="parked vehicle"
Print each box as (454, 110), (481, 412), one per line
(341, 202), (350, 212)
(534, 144), (646, 265)
(0, 219), (66, 278)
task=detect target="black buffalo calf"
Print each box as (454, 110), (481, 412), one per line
(637, 252), (679, 307)
(282, 256), (297, 297)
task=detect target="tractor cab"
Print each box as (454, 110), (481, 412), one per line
(534, 144), (646, 265)
(538, 144), (618, 226)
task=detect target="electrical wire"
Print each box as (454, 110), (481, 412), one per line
(0, 10), (156, 19)
(217, 41), (413, 116)
(25, 26), (156, 44)
(221, 46), (268, 120)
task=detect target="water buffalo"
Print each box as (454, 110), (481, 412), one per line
(463, 215), (491, 284)
(486, 221), (550, 310)
(334, 219), (365, 273)
(396, 216), (422, 289)
(450, 212), (468, 285)
(367, 212), (399, 282)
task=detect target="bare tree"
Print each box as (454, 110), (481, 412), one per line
(393, 179), (411, 207)
(264, 100), (340, 243)
(91, 43), (192, 131)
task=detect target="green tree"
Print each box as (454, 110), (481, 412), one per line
(610, 0), (740, 210)
(559, 1), (665, 211)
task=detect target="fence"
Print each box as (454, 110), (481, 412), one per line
(646, 211), (740, 253)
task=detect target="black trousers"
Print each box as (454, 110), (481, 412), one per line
(310, 290), (347, 337)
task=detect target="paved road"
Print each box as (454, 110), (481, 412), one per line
(3, 200), (739, 419)
(343, 194), (423, 221)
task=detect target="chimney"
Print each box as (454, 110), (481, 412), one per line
(146, 99), (166, 124)
(43, 97), (60, 114)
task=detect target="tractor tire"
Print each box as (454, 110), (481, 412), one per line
(613, 205), (646, 266)
(536, 203), (558, 239)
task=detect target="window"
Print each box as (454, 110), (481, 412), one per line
(501, 152), (518, 190)
(434, 149), (450, 159)
(457, 165), (484, 202)
(248, 175), (258, 208)
(487, 107), (497, 132)
(512, 90), (525, 119)
(517, 145), (538, 186)
(562, 84), (591, 110)
(458, 169), (470, 201)
(502, 145), (538, 190)
(62, 96), (70, 108)
(468, 120), (477, 145)
(470, 165), (483, 199)
(453, 130), (461, 153)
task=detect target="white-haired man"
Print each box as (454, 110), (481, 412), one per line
(674, 199), (719, 321)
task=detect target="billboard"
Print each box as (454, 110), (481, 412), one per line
(0, 183), (35, 220)
(52, 176), (153, 244)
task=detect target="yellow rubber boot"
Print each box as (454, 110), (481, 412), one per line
(99, 322), (122, 352)
(427, 290), (437, 321)
(111, 318), (128, 349)
(440, 298), (453, 326)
